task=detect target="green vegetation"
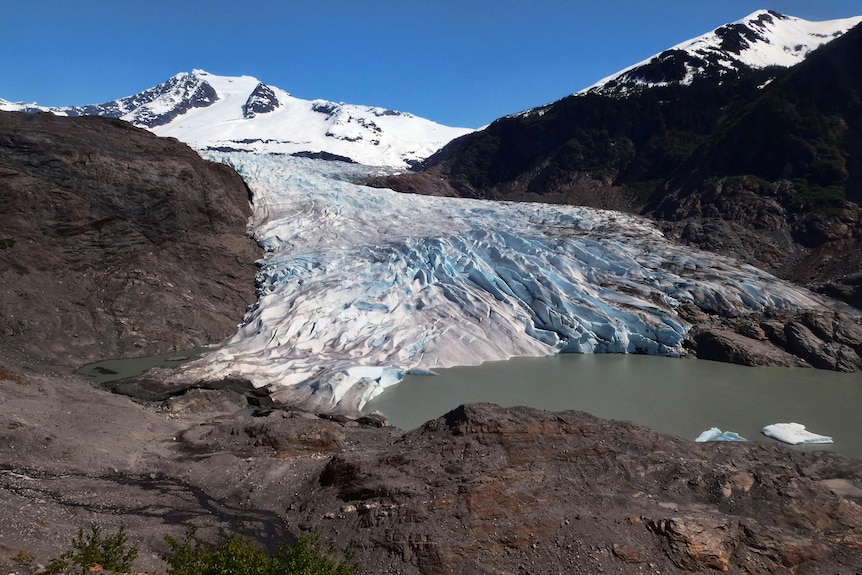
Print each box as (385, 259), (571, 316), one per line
(0, 237), (14, 249)
(431, 67), (784, 206)
(46, 524), (138, 575)
(793, 181), (848, 214)
(163, 527), (357, 575)
(44, 522), (358, 575)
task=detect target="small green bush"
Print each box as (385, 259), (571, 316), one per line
(46, 524), (138, 575)
(0, 238), (14, 249)
(163, 527), (357, 575)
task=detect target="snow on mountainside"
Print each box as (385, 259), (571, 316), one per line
(583, 10), (862, 95)
(0, 70), (472, 168)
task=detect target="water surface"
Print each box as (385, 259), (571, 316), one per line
(77, 347), (215, 385)
(363, 354), (862, 461)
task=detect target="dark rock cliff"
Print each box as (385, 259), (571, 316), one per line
(381, 24), (862, 311)
(0, 111), (260, 367)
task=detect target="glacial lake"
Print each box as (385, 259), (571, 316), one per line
(362, 354), (862, 461)
(76, 347), (216, 385)
(79, 350), (861, 461)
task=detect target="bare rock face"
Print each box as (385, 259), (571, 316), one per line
(683, 306), (862, 371)
(0, 111), (260, 367)
(285, 403), (862, 574)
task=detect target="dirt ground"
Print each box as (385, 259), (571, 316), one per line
(2, 361), (862, 575)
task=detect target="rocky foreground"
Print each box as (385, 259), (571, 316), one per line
(1, 111), (862, 574)
(2, 376), (862, 575)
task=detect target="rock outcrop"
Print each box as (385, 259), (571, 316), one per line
(0, 111), (260, 367)
(678, 305), (862, 372)
(5, 397), (859, 574)
(290, 403), (862, 574)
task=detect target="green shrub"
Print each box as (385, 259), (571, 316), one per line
(0, 238), (14, 249)
(46, 524), (138, 575)
(163, 526), (357, 575)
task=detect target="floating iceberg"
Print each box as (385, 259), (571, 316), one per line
(762, 423), (833, 445)
(695, 427), (748, 442)
(174, 152), (829, 412)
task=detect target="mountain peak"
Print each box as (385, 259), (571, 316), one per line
(582, 10), (862, 95)
(0, 70), (471, 168)
(243, 82), (281, 119)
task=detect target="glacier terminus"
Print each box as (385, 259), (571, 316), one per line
(171, 152), (829, 413)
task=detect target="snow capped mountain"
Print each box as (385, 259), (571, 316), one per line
(583, 10), (862, 95)
(170, 152), (831, 413)
(4, 11), (860, 417)
(0, 70), (472, 168)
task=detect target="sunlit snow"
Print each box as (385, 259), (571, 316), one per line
(146, 70), (480, 167)
(0, 70), (473, 169)
(581, 10), (862, 94)
(149, 71), (472, 167)
(175, 152), (827, 413)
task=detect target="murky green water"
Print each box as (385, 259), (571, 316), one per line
(79, 349), (861, 460)
(362, 354), (862, 461)
(76, 347), (215, 385)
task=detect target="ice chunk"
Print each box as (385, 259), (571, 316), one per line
(762, 423), (833, 445)
(695, 427), (748, 442)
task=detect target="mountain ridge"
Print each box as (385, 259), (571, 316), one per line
(387, 13), (862, 308)
(3, 11), (858, 169)
(0, 69), (472, 168)
(579, 10), (862, 96)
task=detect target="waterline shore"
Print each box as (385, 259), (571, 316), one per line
(80, 348), (862, 461)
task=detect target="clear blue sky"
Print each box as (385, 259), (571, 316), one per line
(2, 1), (860, 128)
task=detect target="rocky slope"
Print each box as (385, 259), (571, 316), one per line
(0, 111), (260, 367)
(308, 403), (862, 574)
(2, 392), (861, 575)
(379, 20), (862, 312)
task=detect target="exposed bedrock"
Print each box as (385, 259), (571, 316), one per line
(296, 403), (862, 574)
(0, 111), (260, 367)
(679, 305), (862, 372)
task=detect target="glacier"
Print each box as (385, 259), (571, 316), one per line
(173, 152), (827, 413)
